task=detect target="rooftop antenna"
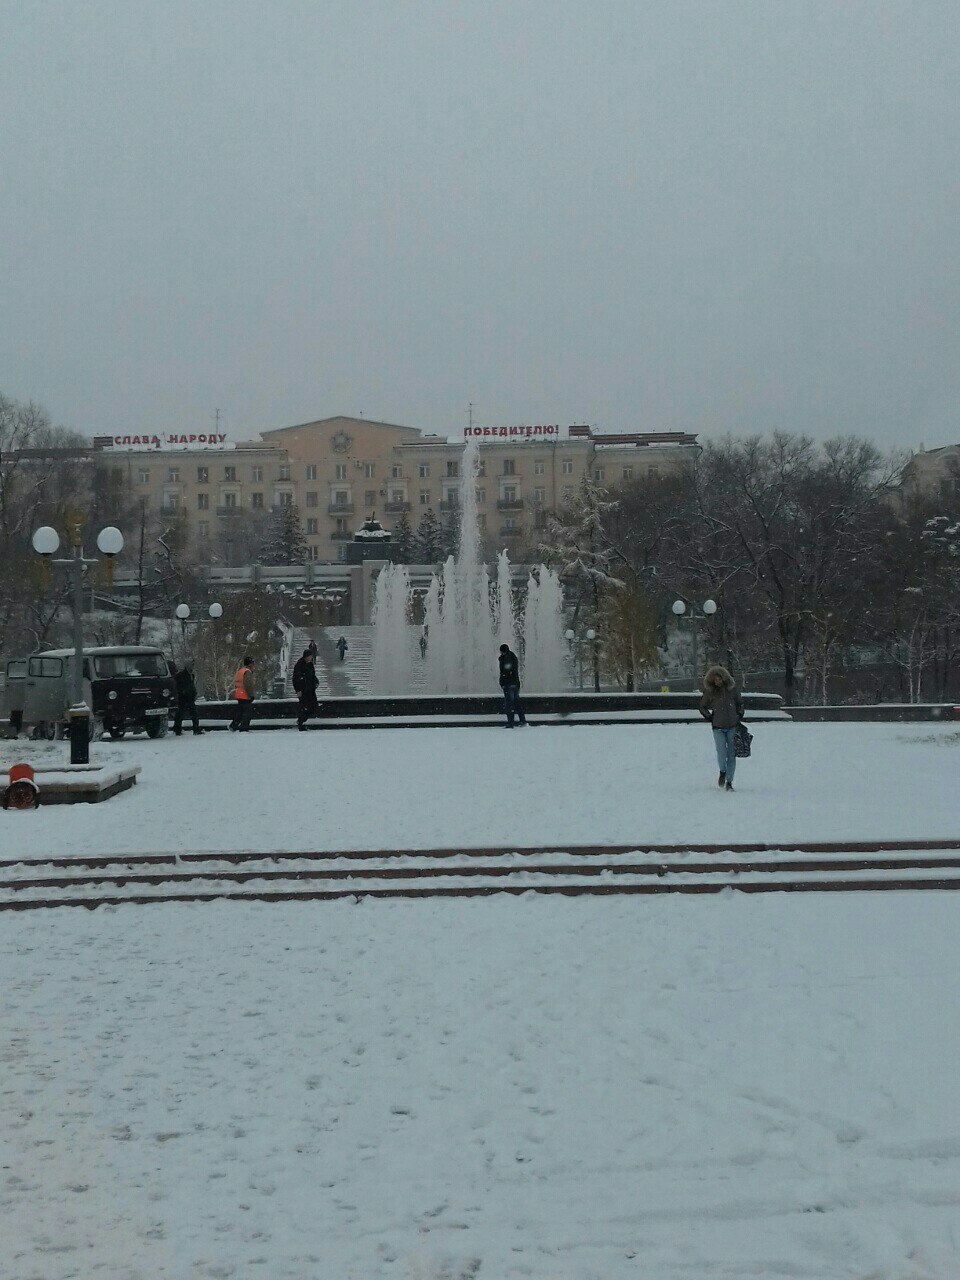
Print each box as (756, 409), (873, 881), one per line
(468, 402), (474, 432)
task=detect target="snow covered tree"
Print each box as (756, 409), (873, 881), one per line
(263, 502), (308, 565)
(415, 508), (444, 563)
(391, 508), (415, 562)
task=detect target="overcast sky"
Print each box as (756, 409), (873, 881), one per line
(1, 1), (957, 449)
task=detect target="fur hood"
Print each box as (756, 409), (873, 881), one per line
(702, 665), (734, 694)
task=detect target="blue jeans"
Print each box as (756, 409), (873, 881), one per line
(713, 727), (736, 782)
(502, 684), (526, 726)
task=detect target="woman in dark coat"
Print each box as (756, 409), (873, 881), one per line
(699, 665), (744, 791)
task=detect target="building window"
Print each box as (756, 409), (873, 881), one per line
(164, 492), (180, 510)
(197, 492), (209, 510)
(593, 467), (605, 482)
(648, 466), (661, 480)
(446, 461), (458, 478)
(503, 458), (515, 475)
(305, 491), (318, 508)
(364, 490), (376, 509)
(278, 491), (293, 507)
(562, 459), (573, 475)
(504, 516), (516, 529)
(252, 492), (264, 509)
(334, 490), (349, 507)
(475, 488), (485, 504)
(419, 464), (430, 478)
(306, 464), (317, 480)
(278, 465), (291, 481)
(168, 467), (180, 483)
(622, 466), (633, 480)
(534, 461), (545, 476)
(535, 510), (547, 530)
(308, 545), (320, 561)
(306, 518), (319, 535)
(198, 521), (209, 539)
(392, 464), (403, 478)
(335, 517), (347, 534)
(420, 490), (430, 505)
(252, 466), (263, 482)
(503, 486), (516, 502)
(138, 469), (150, 485)
(391, 490), (404, 504)
(363, 462), (375, 479)
(534, 487), (545, 503)
(336, 464), (347, 480)
(197, 466), (209, 484)
(224, 466), (236, 482)
(222, 492), (237, 509)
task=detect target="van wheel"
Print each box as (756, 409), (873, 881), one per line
(108, 727), (126, 741)
(146, 720), (167, 739)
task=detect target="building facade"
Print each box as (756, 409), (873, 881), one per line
(98, 415), (700, 563)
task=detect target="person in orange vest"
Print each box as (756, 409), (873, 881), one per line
(229, 655), (256, 732)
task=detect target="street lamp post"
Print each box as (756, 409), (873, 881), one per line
(175, 601), (223, 642)
(672, 597), (717, 691)
(32, 521), (124, 764)
(565, 626), (599, 691)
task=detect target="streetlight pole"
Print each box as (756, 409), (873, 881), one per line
(672, 597), (718, 691)
(32, 522), (124, 764)
(565, 626), (598, 691)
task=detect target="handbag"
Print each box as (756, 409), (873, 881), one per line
(734, 722), (753, 758)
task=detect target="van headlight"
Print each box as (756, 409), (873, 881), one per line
(162, 688), (171, 699)
(108, 690), (118, 700)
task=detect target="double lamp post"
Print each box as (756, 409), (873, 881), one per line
(32, 520), (125, 764)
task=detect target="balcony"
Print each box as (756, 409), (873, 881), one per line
(330, 530), (353, 541)
(328, 502), (355, 516)
(499, 526), (523, 538)
(384, 500), (411, 513)
(496, 497), (524, 510)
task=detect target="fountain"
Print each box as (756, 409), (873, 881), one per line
(372, 439), (567, 693)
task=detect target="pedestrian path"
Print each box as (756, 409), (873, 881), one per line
(290, 626), (431, 697)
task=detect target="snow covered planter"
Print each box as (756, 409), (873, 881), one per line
(2, 763), (41, 810)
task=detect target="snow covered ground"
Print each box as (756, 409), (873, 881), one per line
(0, 721), (958, 860)
(3, 722), (960, 1278)
(3, 893), (960, 1279)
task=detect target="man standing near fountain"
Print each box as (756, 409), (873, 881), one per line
(498, 644), (527, 728)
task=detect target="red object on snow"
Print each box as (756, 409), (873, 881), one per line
(3, 762), (40, 810)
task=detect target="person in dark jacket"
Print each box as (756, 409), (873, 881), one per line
(173, 662), (202, 736)
(699, 665), (744, 790)
(292, 649), (320, 731)
(498, 644), (527, 727)
(336, 636), (348, 662)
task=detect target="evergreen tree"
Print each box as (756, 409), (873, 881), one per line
(391, 508), (415, 562)
(440, 504), (461, 560)
(414, 508), (444, 563)
(264, 502), (308, 565)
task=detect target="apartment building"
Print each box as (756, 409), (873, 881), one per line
(102, 415), (699, 562)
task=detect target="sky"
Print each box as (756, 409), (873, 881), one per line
(1, 1), (958, 450)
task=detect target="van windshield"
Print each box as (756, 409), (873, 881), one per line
(93, 653), (169, 679)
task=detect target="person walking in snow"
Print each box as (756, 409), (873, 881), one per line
(292, 648), (320, 731)
(336, 635), (348, 662)
(173, 662), (202, 736)
(419, 632), (427, 660)
(308, 639), (318, 661)
(498, 643), (527, 727)
(229, 655), (256, 732)
(699, 664), (744, 791)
